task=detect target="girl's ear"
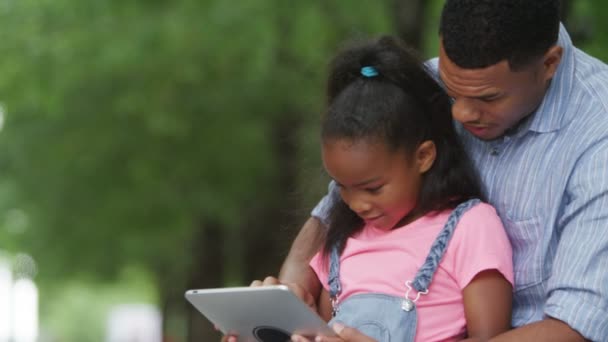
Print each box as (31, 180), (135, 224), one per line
(416, 140), (436, 174)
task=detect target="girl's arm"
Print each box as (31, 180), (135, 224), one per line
(461, 269), (513, 341)
(317, 287), (334, 321)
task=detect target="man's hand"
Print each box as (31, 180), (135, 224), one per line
(291, 323), (377, 342)
(488, 317), (587, 342)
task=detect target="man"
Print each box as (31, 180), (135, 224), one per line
(280, 1), (608, 341)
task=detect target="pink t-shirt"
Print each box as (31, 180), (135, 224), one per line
(310, 202), (513, 342)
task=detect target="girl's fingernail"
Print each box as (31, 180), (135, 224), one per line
(332, 322), (345, 334)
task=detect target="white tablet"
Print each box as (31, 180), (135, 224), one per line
(185, 285), (335, 341)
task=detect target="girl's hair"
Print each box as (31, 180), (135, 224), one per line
(322, 36), (484, 257)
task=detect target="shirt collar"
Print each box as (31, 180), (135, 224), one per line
(527, 23), (576, 133)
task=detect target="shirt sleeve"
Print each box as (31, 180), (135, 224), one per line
(544, 139), (608, 341)
(446, 203), (514, 289)
(310, 180), (340, 226)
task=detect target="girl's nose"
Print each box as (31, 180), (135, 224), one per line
(348, 198), (373, 217)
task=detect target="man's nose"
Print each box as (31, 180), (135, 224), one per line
(452, 98), (481, 123)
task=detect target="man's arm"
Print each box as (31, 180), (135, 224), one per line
(278, 216), (326, 301)
(280, 181), (338, 299)
(489, 317), (586, 342)
(492, 139), (608, 341)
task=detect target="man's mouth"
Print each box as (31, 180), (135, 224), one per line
(464, 124), (492, 136)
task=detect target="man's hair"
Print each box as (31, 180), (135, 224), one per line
(439, 0), (561, 70)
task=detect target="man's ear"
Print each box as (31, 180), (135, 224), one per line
(416, 140), (436, 174)
(541, 45), (563, 82)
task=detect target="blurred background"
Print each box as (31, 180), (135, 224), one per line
(0, 0), (606, 341)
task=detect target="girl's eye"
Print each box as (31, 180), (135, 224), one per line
(365, 185), (383, 194)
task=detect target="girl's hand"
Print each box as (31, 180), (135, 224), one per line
(291, 323), (378, 342)
(220, 276), (320, 341)
(251, 276), (317, 311)
(220, 335), (237, 342)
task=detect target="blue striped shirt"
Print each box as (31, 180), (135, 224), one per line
(311, 25), (608, 340)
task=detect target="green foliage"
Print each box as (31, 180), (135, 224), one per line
(0, 0), (394, 312)
(569, 0), (608, 62)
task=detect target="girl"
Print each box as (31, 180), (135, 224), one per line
(295, 36), (513, 342)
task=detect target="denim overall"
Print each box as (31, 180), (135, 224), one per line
(327, 199), (480, 342)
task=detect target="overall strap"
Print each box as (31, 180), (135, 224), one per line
(327, 245), (342, 315)
(328, 245), (342, 299)
(411, 198), (480, 292)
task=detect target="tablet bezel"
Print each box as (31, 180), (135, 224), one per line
(185, 285), (335, 341)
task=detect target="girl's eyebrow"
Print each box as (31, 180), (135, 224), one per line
(332, 177), (381, 188)
(353, 177), (381, 187)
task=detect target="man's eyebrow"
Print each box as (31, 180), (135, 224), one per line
(439, 71), (501, 101)
(443, 83), (501, 101)
(474, 92), (501, 101)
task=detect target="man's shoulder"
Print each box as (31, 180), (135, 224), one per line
(558, 50), (608, 137)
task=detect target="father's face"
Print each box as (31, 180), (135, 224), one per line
(438, 42), (559, 140)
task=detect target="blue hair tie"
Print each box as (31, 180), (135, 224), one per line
(360, 66), (378, 78)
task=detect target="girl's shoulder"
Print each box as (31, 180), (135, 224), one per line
(451, 201), (507, 242)
(457, 201), (501, 225)
(425, 201), (502, 235)
(443, 201), (513, 288)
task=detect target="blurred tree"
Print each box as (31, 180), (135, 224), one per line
(568, 0), (608, 61)
(0, 0), (393, 339)
(393, 0), (428, 50)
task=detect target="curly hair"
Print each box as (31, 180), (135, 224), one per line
(439, 0), (561, 70)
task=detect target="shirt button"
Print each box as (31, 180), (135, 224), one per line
(491, 148), (499, 156)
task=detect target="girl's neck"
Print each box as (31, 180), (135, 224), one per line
(393, 207), (426, 230)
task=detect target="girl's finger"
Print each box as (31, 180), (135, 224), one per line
(250, 279), (263, 286)
(291, 334), (314, 342)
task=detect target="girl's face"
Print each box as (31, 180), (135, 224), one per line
(322, 138), (435, 231)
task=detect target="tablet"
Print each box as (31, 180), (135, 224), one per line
(185, 285), (335, 341)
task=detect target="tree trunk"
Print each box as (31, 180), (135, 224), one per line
(238, 0), (305, 283)
(559, 0), (590, 45)
(186, 219), (225, 342)
(393, 0), (429, 50)
(241, 113), (303, 282)
(560, 0), (574, 23)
